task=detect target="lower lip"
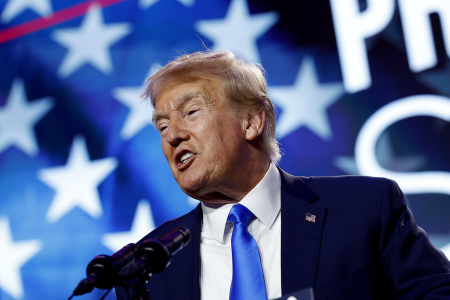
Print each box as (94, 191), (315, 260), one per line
(176, 155), (195, 170)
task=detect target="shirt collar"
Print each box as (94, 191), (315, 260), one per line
(201, 163), (281, 244)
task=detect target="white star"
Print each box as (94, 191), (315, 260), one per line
(37, 135), (118, 223)
(0, 79), (53, 156)
(101, 200), (155, 252)
(139, 0), (159, 9)
(139, 0), (194, 9)
(1, 0), (52, 23)
(52, 5), (132, 78)
(113, 65), (160, 140)
(195, 0), (278, 63)
(177, 0), (195, 7)
(0, 216), (42, 299)
(270, 57), (344, 139)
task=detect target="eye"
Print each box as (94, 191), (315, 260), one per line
(187, 105), (201, 117)
(157, 122), (169, 133)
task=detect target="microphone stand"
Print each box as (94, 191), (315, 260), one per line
(132, 273), (152, 300)
(116, 266), (152, 300)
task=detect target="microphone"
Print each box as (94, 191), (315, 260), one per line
(72, 226), (191, 296)
(121, 226), (191, 280)
(73, 243), (138, 295)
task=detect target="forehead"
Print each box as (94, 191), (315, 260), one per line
(155, 75), (222, 109)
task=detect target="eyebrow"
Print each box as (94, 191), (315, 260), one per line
(152, 91), (206, 124)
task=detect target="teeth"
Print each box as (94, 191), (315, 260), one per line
(180, 152), (193, 164)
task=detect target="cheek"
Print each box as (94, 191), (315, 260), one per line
(199, 125), (226, 154)
(191, 118), (219, 145)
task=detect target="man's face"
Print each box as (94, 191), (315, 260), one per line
(153, 76), (250, 202)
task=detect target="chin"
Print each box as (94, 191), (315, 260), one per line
(178, 176), (205, 197)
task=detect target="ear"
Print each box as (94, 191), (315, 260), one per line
(243, 109), (266, 141)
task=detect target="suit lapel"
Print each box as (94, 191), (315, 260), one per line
(279, 169), (327, 294)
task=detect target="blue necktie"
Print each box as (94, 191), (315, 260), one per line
(227, 204), (268, 300)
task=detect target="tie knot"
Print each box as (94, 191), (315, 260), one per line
(227, 204), (254, 227)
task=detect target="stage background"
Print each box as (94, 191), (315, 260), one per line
(1, 0), (449, 299)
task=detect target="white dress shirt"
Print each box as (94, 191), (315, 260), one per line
(200, 163), (282, 300)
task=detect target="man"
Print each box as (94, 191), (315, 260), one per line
(116, 50), (450, 300)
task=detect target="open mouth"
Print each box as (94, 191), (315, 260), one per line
(180, 152), (193, 164)
(176, 151), (194, 169)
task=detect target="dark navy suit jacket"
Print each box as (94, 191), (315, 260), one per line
(116, 169), (450, 299)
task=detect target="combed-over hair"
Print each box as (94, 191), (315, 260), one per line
(143, 50), (281, 165)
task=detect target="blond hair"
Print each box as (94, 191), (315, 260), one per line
(143, 50), (281, 164)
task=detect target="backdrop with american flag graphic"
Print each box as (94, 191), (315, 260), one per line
(1, 0), (450, 299)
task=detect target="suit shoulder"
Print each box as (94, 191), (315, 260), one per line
(302, 175), (397, 191)
(279, 167), (396, 190)
(298, 175), (402, 208)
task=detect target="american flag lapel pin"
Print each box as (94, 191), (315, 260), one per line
(305, 212), (316, 223)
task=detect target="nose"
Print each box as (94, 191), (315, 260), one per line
(165, 117), (189, 146)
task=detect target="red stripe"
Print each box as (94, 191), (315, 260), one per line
(0, 0), (129, 44)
